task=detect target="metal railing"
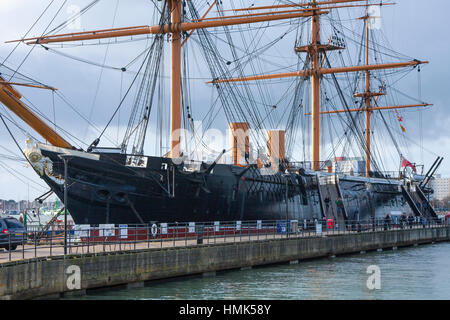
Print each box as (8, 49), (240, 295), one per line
(0, 217), (448, 263)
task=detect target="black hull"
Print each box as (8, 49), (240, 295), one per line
(36, 147), (421, 226)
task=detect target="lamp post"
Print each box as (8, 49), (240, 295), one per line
(59, 155), (72, 255)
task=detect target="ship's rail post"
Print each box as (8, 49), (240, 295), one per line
(173, 222), (177, 247)
(257, 221), (259, 241)
(209, 222), (213, 245)
(203, 223), (206, 245)
(265, 221), (268, 240)
(273, 221), (276, 240)
(102, 227), (105, 253)
(119, 226), (122, 251)
(146, 224), (149, 249)
(160, 225), (163, 248)
(264, 222), (267, 240)
(209, 222), (213, 244)
(134, 225), (137, 250)
(239, 222), (242, 243)
(183, 222), (186, 247)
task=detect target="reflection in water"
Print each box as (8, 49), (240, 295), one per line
(67, 242), (450, 300)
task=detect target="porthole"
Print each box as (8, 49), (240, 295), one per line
(97, 189), (110, 200)
(114, 192), (127, 203)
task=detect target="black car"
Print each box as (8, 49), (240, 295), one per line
(0, 217), (27, 251)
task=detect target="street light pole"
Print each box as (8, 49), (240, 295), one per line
(59, 155), (72, 255)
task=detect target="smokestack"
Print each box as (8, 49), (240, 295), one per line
(267, 130), (285, 167)
(229, 122), (250, 166)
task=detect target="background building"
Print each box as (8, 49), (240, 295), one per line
(430, 175), (450, 201)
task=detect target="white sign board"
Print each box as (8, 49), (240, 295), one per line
(126, 155), (148, 168)
(119, 224), (128, 239)
(291, 220), (298, 233)
(99, 224), (115, 237)
(214, 221), (220, 232)
(74, 224), (90, 238)
(257, 220), (262, 230)
(236, 221), (242, 231)
(161, 223), (168, 235)
(315, 222), (322, 235)
(189, 222), (195, 233)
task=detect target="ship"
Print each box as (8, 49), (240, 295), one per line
(0, 0), (442, 226)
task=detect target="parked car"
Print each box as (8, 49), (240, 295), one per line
(0, 217), (27, 251)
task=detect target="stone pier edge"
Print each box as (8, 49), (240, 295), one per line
(0, 227), (449, 300)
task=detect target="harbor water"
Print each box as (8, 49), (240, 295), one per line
(67, 242), (450, 300)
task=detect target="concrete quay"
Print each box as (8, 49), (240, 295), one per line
(0, 226), (449, 299)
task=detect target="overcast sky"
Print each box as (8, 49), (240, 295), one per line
(0, 0), (449, 202)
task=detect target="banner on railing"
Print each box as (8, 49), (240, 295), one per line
(276, 221), (288, 234)
(236, 221), (241, 231)
(257, 220), (262, 230)
(214, 221), (220, 232)
(188, 222), (195, 233)
(99, 224), (115, 237)
(74, 224), (90, 237)
(119, 224), (128, 239)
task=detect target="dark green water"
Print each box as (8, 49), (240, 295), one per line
(70, 242), (450, 300)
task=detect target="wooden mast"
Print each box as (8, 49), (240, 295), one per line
(364, 2), (371, 177)
(311, 1), (321, 171)
(169, 0), (182, 158)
